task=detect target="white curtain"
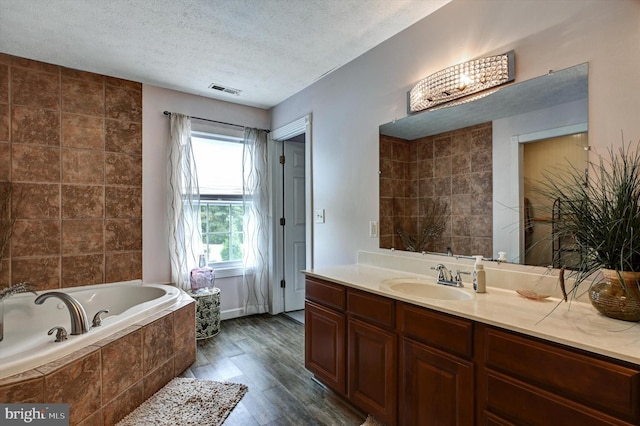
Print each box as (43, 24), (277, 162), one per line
(242, 128), (270, 313)
(167, 113), (201, 291)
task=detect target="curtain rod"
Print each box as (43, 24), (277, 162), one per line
(163, 111), (270, 133)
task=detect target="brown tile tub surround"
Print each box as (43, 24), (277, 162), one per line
(0, 53), (142, 291)
(0, 297), (196, 426)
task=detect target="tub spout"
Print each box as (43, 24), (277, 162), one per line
(34, 292), (90, 335)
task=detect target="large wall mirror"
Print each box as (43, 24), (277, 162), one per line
(379, 63), (588, 265)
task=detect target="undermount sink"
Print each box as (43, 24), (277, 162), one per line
(380, 277), (474, 301)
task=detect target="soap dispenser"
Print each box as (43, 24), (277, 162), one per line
(473, 255), (486, 293)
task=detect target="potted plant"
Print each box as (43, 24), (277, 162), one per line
(538, 140), (640, 321)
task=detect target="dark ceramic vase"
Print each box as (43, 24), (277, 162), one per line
(589, 269), (640, 322)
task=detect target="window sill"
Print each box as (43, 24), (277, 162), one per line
(211, 266), (244, 279)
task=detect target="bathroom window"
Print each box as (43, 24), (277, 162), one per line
(199, 197), (244, 263)
(192, 131), (246, 276)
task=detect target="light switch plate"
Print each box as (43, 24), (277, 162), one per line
(369, 221), (378, 237)
(315, 209), (325, 223)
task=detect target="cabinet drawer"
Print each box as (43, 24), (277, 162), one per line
(347, 288), (395, 329)
(484, 370), (630, 426)
(305, 277), (345, 310)
(398, 302), (473, 359)
(484, 327), (640, 422)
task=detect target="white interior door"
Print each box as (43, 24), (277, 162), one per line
(283, 139), (306, 311)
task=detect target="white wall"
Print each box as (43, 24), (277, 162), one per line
(270, 0), (640, 269)
(142, 85), (269, 318)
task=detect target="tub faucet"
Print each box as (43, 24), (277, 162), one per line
(34, 292), (90, 335)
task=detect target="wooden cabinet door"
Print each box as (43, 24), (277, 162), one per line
(304, 301), (346, 395)
(400, 338), (474, 426)
(348, 317), (397, 425)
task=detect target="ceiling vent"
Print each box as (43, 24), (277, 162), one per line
(208, 83), (241, 96)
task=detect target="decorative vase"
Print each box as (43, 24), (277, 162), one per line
(589, 269), (640, 322)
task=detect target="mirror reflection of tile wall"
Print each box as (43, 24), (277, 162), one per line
(380, 122), (493, 257)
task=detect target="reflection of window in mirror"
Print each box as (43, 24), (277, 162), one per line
(522, 133), (588, 266)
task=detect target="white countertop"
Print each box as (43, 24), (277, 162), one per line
(303, 251), (640, 366)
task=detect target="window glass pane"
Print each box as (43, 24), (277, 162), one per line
(193, 131), (246, 268)
(192, 135), (244, 195)
(200, 204), (208, 233)
(206, 205), (216, 233)
(230, 205), (244, 232)
(231, 233), (244, 261)
(200, 201), (244, 265)
(209, 204), (230, 232)
(210, 234), (229, 262)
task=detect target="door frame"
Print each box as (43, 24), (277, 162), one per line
(511, 122), (588, 262)
(270, 114), (313, 314)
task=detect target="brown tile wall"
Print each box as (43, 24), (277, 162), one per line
(380, 122), (493, 257)
(0, 53), (142, 290)
(0, 299), (196, 426)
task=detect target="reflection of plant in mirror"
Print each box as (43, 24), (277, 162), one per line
(394, 197), (449, 253)
(536, 139), (640, 299)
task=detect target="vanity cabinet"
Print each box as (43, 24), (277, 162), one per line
(478, 324), (640, 425)
(305, 278), (472, 425)
(347, 289), (397, 425)
(304, 277), (347, 395)
(305, 275), (640, 425)
(398, 302), (475, 425)
(305, 277), (398, 423)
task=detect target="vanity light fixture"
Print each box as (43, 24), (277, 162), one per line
(409, 50), (515, 113)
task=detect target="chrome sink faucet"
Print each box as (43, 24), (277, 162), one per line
(34, 292), (90, 335)
(432, 263), (453, 282)
(430, 264), (466, 287)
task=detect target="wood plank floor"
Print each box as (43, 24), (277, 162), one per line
(180, 314), (366, 426)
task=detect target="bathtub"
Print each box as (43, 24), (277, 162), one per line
(0, 280), (182, 380)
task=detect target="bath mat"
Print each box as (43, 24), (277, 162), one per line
(361, 414), (387, 426)
(116, 377), (247, 426)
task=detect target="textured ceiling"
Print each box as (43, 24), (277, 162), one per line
(0, 0), (451, 109)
